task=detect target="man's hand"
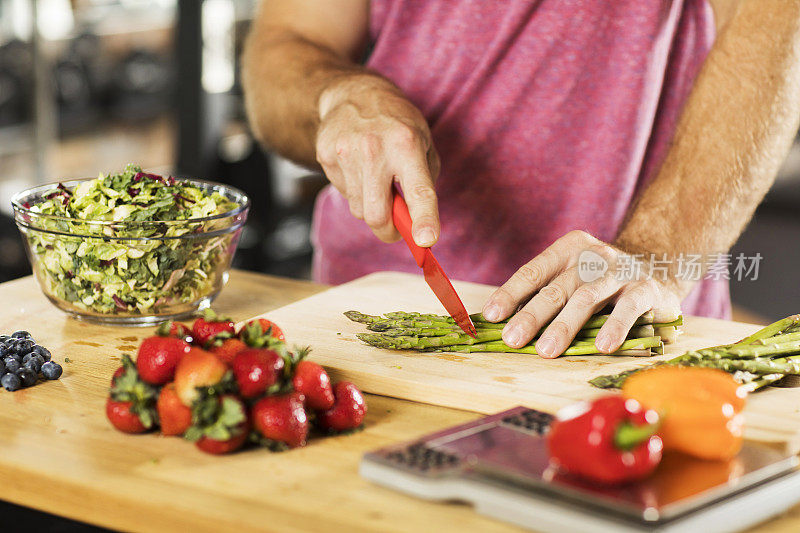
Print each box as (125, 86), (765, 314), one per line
(482, 230), (682, 358)
(316, 76), (441, 246)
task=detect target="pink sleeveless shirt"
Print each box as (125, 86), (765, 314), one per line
(311, 0), (731, 319)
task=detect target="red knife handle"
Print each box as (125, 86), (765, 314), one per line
(392, 186), (426, 268)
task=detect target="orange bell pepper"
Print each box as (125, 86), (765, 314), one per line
(622, 366), (746, 460)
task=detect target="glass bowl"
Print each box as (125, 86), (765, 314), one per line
(12, 178), (250, 326)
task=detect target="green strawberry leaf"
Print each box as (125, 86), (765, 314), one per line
(198, 307), (232, 323)
(185, 396), (246, 442)
(155, 320), (173, 337)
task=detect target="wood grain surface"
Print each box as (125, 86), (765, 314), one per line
(0, 269), (798, 532)
(256, 272), (800, 451)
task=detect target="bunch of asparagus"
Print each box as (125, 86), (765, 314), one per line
(590, 314), (800, 392)
(345, 310), (684, 356)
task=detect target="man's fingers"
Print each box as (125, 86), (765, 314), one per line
(594, 279), (659, 354)
(483, 244), (569, 323)
(501, 268), (583, 348)
(394, 131), (440, 247)
(362, 173), (399, 242)
(536, 274), (623, 358)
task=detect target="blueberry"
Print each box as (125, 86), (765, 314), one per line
(4, 358), (20, 374)
(11, 331), (31, 339)
(23, 355), (43, 373)
(13, 339), (34, 354)
(1, 373), (21, 391)
(0, 359), (5, 376)
(0, 334), (8, 342)
(16, 368), (37, 387)
(0, 345), (8, 358)
(22, 353), (43, 365)
(41, 361), (62, 380)
(32, 345), (51, 362)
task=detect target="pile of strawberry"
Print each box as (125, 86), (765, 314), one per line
(105, 310), (366, 454)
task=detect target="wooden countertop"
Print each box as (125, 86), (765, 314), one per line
(0, 270), (796, 533)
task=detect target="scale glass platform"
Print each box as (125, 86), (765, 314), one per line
(360, 406), (800, 532)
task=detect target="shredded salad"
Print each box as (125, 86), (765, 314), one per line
(23, 164), (241, 315)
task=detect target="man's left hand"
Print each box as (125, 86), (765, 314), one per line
(482, 230), (682, 358)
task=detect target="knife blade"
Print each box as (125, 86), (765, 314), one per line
(391, 185), (477, 337)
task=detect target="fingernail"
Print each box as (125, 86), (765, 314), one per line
(415, 228), (436, 247)
(483, 303), (501, 322)
(537, 336), (555, 358)
(595, 333), (612, 353)
(503, 324), (523, 348)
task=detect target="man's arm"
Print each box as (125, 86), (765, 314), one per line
(242, 0), (441, 246)
(615, 0), (800, 296)
(483, 0), (800, 357)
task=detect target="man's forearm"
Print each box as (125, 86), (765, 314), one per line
(242, 29), (358, 166)
(242, 28), (392, 167)
(615, 0), (800, 296)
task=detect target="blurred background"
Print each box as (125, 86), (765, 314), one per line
(0, 0), (798, 324)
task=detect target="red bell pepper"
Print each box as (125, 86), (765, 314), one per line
(547, 396), (663, 485)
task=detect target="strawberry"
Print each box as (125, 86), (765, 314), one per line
(156, 320), (194, 343)
(186, 395), (249, 455)
(210, 337), (248, 365)
(136, 336), (191, 385)
(157, 383), (192, 436)
(251, 392), (308, 448)
(111, 365), (125, 385)
(108, 354), (158, 432)
(292, 361), (334, 410)
(174, 347), (229, 406)
(240, 318), (285, 342)
(231, 348), (285, 399)
(316, 382), (367, 432)
(192, 309), (235, 347)
(106, 399), (149, 434)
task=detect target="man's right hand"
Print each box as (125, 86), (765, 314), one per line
(316, 76), (441, 246)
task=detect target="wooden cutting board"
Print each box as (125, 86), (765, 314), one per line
(256, 271), (800, 451)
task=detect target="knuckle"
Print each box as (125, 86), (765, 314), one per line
(516, 263), (546, 288)
(566, 229), (589, 243)
(407, 182), (437, 204)
(360, 133), (381, 159)
(589, 242), (617, 263)
(364, 206), (391, 228)
(604, 315), (629, 333)
(492, 286), (515, 307)
(392, 124), (419, 149)
(514, 309), (540, 329)
(616, 295), (641, 316)
(573, 285), (600, 307)
(334, 137), (353, 159)
(537, 284), (567, 308)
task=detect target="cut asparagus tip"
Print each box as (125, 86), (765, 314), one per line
(345, 311), (381, 324)
(651, 307), (682, 323)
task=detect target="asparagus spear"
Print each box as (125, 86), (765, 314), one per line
(356, 330), (504, 350)
(736, 314), (800, 345)
(589, 316), (800, 389)
(432, 336), (663, 355)
(347, 310), (681, 331)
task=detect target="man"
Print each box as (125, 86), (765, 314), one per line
(243, 1), (800, 357)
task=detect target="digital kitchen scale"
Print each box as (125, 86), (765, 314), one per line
(360, 406), (800, 532)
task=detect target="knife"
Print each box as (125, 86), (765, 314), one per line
(391, 185), (477, 337)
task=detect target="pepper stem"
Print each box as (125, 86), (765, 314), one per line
(614, 421), (660, 451)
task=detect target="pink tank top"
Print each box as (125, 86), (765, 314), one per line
(311, 0), (730, 319)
